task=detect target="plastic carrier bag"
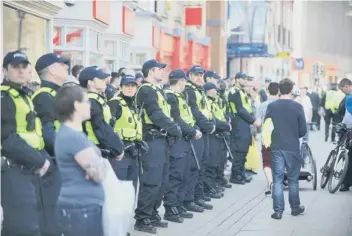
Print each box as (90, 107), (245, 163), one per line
(102, 159), (135, 236)
(245, 136), (260, 170)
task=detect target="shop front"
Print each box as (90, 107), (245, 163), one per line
(2, 1), (63, 81)
(183, 33), (211, 71)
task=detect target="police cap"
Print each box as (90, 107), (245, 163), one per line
(142, 59), (167, 77)
(79, 66), (110, 88)
(187, 65), (205, 76)
(203, 82), (218, 92)
(169, 69), (186, 80)
(35, 53), (70, 73)
(235, 72), (248, 79)
(3, 50), (30, 68)
(120, 75), (137, 86)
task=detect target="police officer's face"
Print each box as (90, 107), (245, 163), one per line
(238, 78), (246, 87)
(3, 63), (31, 85)
(207, 77), (219, 88)
(152, 67), (164, 83)
(121, 83), (137, 97)
(179, 78), (187, 92)
(89, 77), (109, 92)
(207, 88), (217, 97)
(190, 73), (204, 86)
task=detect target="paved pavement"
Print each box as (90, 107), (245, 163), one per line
(132, 130), (352, 236)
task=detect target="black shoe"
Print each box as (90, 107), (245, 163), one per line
(291, 206), (305, 216)
(230, 175), (246, 185)
(184, 201), (204, 213)
(195, 199), (213, 210)
(222, 183), (232, 188)
(242, 172), (252, 183)
(126, 233), (130, 236)
(164, 207), (184, 223)
(203, 196), (211, 202)
(271, 212), (282, 220)
(151, 214), (168, 228)
(339, 184), (350, 192)
(249, 170), (258, 175)
(205, 189), (222, 199)
(178, 206), (193, 219)
(134, 219), (157, 234)
(215, 184), (225, 192)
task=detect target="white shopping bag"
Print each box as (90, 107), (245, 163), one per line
(102, 159), (135, 236)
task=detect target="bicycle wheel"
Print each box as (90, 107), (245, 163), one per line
(312, 159), (317, 190)
(327, 150), (350, 194)
(320, 150), (337, 189)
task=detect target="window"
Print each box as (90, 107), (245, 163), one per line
(89, 30), (103, 52)
(54, 51), (84, 67)
(283, 27), (286, 45)
(119, 41), (129, 61)
(105, 40), (116, 57)
(135, 53), (146, 65)
(53, 27), (62, 46)
(277, 25), (281, 43)
(105, 60), (115, 72)
(89, 52), (102, 66)
(66, 27), (84, 47)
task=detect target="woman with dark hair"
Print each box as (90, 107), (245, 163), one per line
(54, 84), (106, 236)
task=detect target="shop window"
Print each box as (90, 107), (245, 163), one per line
(54, 50), (84, 67)
(119, 41), (129, 62)
(66, 27), (84, 47)
(90, 52), (102, 66)
(135, 53), (146, 65)
(53, 27), (63, 46)
(105, 40), (116, 57)
(105, 60), (115, 72)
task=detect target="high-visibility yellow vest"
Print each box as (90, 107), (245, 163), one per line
(325, 90), (344, 113)
(136, 83), (172, 124)
(84, 92), (112, 145)
(32, 86), (61, 131)
(109, 96), (143, 141)
(165, 90), (195, 127)
(209, 96), (226, 121)
(228, 86), (253, 114)
(186, 82), (213, 120)
(1, 85), (44, 150)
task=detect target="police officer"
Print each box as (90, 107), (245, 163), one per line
(163, 70), (202, 223)
(108, 75), (142, 190)
(184, 65), (217, 212)
(32, 53), (70, 235)
(78, 66), (124, 159)
(135, 72), (144, 87)
(134, 59), (182, 234)
(105, 72), (120, 100)
(228, 72), (261, 185)
(1, 50), (51, 235)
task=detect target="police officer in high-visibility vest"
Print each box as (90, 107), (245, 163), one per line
(184, 65), (218, 212)
(134, 59), (182, 234)
(163, 70), (202, 223)
(108, 75), (142, 190)
(1, 50), (51, 235)
(322, 82), (344, 142)
(78, 66), (125, 159)
(32, 53), (70, 235)
(228, 72), (261, 185)
(203, 82), (232, 192)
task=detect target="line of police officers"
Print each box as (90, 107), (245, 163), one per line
(1, 50), (260, 235)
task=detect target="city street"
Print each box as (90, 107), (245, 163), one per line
(133, 130), (352, 236)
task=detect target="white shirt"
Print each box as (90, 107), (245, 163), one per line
(300, 95), (313, 122)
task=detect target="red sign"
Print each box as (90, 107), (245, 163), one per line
(185, 7), (203, 26)
(93, 0), (110, 25)
(53, 28), (61, 45)
(122, 6), (136, 36)
(66, 29), (83, 43)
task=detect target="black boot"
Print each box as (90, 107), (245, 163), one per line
(184, 201), (204, 213)
(230, 174), (246, 185)
(164, 207), (184, 223)
(151, 214), (168, 228)
(195, 199), (213, 210)
(134, 219), (157, 234)
(178, 206), (193, 219)
(205, 188), (223, 199)
(203, 196), (211, 202)
(339, 184), (350, 192)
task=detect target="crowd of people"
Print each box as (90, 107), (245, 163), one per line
(1, 49), (351, 236)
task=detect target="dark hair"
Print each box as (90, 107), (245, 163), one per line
(268, 82), (279, 95)
(71, 65), (84, 78)
(279, 78), (294, 95)
(339, 78), (352, 88)
(110, 72), (120, 84)
(54, 84), (85, 122)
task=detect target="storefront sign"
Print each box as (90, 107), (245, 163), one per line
(292, 58), (304, 70)
(122, 6), (135, 36)
(227, 43), (268, 58)
(93, 0), (110, 25)
(185, 7), (203, 26)
(276, 51), (290, 59)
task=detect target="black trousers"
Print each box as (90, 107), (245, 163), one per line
(324, 109), (338, 141)
(311, 109), (321, 130)
(342, 149), (352, 186)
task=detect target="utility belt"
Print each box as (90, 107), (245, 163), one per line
(1, 156), (36, 173)
(214, 132), (230, 139)
(143, 128), (167, 141)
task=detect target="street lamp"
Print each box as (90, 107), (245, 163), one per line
(17, 10), (26, 49)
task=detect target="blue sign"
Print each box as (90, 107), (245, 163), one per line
(227, 43), (269, 58)
(294, 58), (305, 70)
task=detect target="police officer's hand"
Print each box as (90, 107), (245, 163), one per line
(194, 130), (202, 140)
(37, 159), (50, 177)
(253, 119), (262, 128)
(115, 151), (124, 161)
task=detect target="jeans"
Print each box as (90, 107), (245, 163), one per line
(271, 150), (302, 214)
(57, 204), (103, 236)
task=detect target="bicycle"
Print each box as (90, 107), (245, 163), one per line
(325, 123), (351, 194)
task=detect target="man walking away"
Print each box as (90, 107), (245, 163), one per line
(307, 86), (321, 131)
(264, 78), (306, 220)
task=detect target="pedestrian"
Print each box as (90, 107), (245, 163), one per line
(105, 72), (120, 100)
(1, 50), (51, 235)
(264, 78), (306, 220)
(54, 84), (106, 236)
(68, 64), (83, 84)
(256, 82), (279, 195)
(32, 53), (70, 235)
(163, 69), (201, 223)
(134, 59), (182, 234)
(307, 86), (321, 131)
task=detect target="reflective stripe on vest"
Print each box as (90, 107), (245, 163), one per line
(32, 87), (61, 131)
(209, 96), (226, 121)
(229, 86), (253, 114)
(136, 83), (172, 125)
(1, 85), (44, 150)
(186, 83), (213, 119)
(85, 92), (112, 144)
(165, 90), (195, 127)
(110, 96), (143, 141)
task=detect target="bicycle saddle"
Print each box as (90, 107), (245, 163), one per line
(335, 123), (347, 134)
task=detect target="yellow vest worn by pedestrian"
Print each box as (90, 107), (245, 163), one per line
(228, 86), (253, 114)
(209, 96), (227, 121)
(109, 96), (143, 141)
(325, 90), (344, 113)
(165, 90), (195, 127)
(32, 87), (61, 131)
(186, 82), (213, 120)
(136, 83), (172, 125)
(85, 92), (112, 145)
(1, 85), (45, 150)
